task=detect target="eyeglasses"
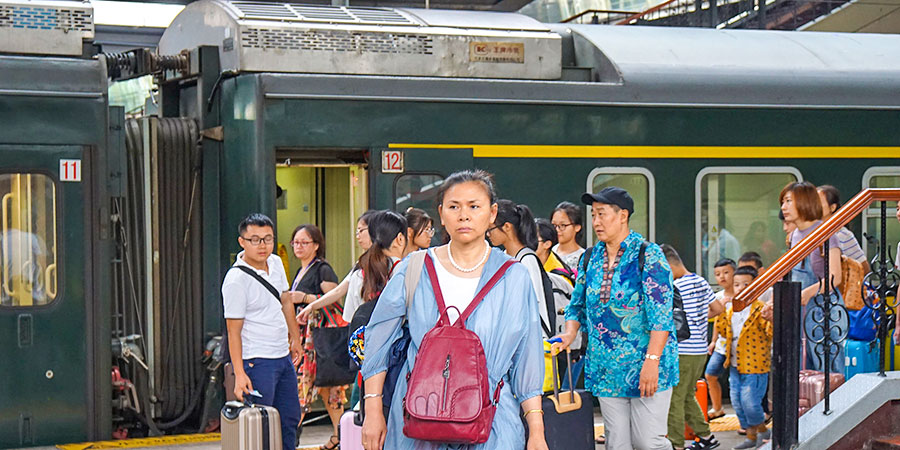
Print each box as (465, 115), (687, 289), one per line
(552, 223), (574, 231)
(355, 227), (368, 237)
(291, 240), (314, 248)
(422, 227), (435, 237)
(486, 225), (499, 234)
(241, 235), (274, 246)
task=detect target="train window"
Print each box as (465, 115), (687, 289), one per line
(696, 168), (801, 285)
(861, 168), (900, 262)
(586, 168), (655, 246)
(0, 173), (58, 307)
(394, 173), (444, 244)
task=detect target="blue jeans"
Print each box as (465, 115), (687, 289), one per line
(243, 355), (301, 450)
(704, 351), (727, 377)
(728, 367), (768, 429)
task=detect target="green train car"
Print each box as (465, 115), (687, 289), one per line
(0, 0), (118, 445)
(4, 0), (900, 444)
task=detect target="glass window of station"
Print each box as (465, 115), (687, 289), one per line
(587, 168), (655, 246)
(395, 173), (444, 245)
(0, 173), (58, 307)
(862, 168), (900, 264)
(696, 168), (800, 285)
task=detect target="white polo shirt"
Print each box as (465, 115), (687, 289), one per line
(222, 251), (290, 360)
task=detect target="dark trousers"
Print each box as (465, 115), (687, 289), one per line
(243, 355), (301, 450)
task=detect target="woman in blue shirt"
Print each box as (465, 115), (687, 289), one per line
(360, 170), (548, 450)
(557, 187), (678, 450)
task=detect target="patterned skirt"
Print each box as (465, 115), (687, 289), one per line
(297, 304), (349, 413)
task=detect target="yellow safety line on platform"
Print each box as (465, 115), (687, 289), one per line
(709, 414), (743, 432)
(387, 144), (900, 159)
(57, 433), (221, 450)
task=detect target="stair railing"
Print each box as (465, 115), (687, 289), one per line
(733, 188), (900, 450)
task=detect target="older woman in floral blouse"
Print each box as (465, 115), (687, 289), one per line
(557, 186), (678, 450)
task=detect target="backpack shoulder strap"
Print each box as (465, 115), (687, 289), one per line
(405, 251), (427, 310)
(521, 251), (557, 336)
(234, 266), (281, 303)
(457, 260), (516, 325)
(580, 247), (593, 274)
(638, 240), (649, 272)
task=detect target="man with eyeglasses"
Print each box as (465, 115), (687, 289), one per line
(222, 213), (302, 450)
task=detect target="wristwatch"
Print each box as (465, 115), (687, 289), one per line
(645, 353), (661, 361)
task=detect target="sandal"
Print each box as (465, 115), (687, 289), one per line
(320, 434), (340, 450)
(707, 409), (726, 420)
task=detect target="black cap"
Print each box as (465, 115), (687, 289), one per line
(581, 186), (635, 216)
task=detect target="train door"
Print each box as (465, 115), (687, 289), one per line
(373, 147), (474, 243)
(274, 157), (368, 282)
(0, 145), (88, 446)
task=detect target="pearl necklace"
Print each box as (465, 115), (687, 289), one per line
(447, 240), (490, 273)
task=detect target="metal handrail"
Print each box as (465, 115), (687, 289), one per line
(562, 9), (640, 23)
(617, 0), (681, 24)
(734, 188), (900, 310)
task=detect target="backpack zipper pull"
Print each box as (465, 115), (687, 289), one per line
(442, 355), (451, 379)
(441, 354), (451, 412)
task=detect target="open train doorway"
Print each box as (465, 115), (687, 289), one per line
(274, 150), (368, 285)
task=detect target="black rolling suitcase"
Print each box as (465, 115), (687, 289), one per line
(542, 343), (594, 450)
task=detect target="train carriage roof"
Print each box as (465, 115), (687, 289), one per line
(158, 1), (900, 109)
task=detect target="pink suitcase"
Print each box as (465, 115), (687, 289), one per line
(798, 369), (844, 407)
(340, 410), (363, 450)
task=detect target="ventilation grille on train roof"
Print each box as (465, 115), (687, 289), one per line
(0, 0), (94, 56)
(241, 27), (433, 54)
(0, 3), (92, 32)
(229, 1), (417, 25)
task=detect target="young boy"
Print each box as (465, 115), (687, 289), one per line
(716, 266), (773, 449)
(705, 258), (735, 419)
(661, 245), (721, 450)
(738, 251), (765, 274)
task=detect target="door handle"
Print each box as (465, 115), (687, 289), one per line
(2, 192), (13, 297)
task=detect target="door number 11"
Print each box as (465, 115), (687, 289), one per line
(60, 159), (81, 182)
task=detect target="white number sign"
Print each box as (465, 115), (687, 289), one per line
(382, 150), (404, 174)
(59, 159), (81, 182)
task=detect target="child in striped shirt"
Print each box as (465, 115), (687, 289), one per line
(662, 245), (722, 450)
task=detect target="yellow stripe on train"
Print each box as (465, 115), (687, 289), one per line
(387, 144), (900, 159)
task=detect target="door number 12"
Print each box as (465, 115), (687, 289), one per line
(382, 151), (404, 174)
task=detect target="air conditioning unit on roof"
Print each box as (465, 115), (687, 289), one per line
(0, 0), (93, 56)
(159, 0), (561, 80)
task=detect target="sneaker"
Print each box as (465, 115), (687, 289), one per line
(732, 438), (758, 449)
(756, 429), (772, 446)
(688, 435), (721, 450)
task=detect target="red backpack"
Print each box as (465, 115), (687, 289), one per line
(402, 254), (515, 444)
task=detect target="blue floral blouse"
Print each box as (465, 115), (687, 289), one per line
(564, 231), (679, 398)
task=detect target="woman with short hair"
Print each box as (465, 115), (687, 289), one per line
(780, 181), (845, 373)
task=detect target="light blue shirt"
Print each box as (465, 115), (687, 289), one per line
(361, 247), (544, 450)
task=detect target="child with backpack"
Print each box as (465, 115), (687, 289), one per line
(716, 266), (773, 449)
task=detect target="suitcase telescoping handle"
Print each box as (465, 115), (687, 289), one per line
(546, 338), (583, 414)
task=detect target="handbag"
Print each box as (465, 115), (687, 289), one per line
(402, 254), (513, 444)
(313, 307), (356, 387)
